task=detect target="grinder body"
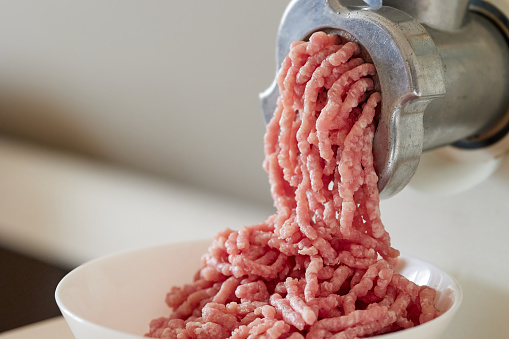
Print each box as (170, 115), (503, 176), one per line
(260, 0), (509, 198)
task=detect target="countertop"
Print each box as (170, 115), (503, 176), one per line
(0, 318), (71, 339)
(0, 137), (274, 267)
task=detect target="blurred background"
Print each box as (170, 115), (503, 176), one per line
(0, 0), (287, 332)
(1, 0), (509, 337)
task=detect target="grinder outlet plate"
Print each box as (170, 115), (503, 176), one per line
(260, 0), (446, 198)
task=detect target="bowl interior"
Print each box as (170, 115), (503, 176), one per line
(56, 239), (462, 339)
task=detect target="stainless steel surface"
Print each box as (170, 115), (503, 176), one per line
(423, 14), (509, 151)
(384, 0), (470, 31)
(260, 0), (509, 198)
(340, 0), (382, 10)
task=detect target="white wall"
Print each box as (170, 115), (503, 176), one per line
(0, 1), (289, 206)
(0, 0), (507, 207)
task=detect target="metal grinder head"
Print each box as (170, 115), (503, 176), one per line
(260, 0), (509, 198)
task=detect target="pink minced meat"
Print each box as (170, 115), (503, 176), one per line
(146, 32), (439, 339)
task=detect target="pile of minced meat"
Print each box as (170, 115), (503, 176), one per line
(146, 32), (439, 339)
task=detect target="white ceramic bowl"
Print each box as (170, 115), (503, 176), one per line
(56, 239), (462, 339)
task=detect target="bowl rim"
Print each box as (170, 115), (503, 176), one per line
(55, 242), (180, 339)
(55, 239), (463, 339)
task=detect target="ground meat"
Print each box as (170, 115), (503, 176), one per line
(146, 32), (439, 339)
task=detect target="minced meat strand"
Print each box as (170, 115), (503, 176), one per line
(146, 31), (439, 339)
